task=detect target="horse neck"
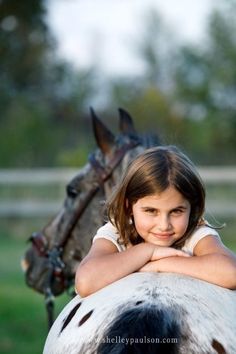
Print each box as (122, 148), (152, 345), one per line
(70, 188), (105, 258)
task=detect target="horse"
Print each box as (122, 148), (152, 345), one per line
(22, 108), (159, 326)
(22, 109), (236, 353)
(43, 272), (236, 354)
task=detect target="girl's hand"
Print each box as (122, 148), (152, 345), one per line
(139, 249), (190, 272)
(151, 246), (190, 261)
(139, 261), (160, 272)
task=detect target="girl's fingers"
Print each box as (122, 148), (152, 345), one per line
(151, 246), (191, 260)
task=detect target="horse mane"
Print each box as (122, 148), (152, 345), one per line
(141, 133), (161, 149)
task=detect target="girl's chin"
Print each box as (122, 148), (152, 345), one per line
(146, 239), (174, 247)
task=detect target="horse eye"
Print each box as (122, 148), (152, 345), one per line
(66, 185), (79, 198)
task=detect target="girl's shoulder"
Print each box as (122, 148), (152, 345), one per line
(94, 221), (117, 237)
(93, 222), (125, 252)
(182, 225), (220, 255)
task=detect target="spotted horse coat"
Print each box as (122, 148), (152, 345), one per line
(43, 272), (236, 354)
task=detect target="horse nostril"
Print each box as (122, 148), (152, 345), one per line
(29, 231), (48, 256)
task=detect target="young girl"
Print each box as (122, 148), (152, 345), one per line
(75, 146), (236, 297)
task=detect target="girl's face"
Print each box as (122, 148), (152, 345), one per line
(131, 186), (191, 247)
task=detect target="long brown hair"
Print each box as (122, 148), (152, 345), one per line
(107, 145), (206, 248)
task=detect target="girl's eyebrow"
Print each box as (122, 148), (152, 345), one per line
(141, 206), (156, 209)
(172, 205), (188, 210)
(141, 205), (188, 210)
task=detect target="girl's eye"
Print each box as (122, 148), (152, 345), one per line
(171, 209), (184, 215)
(144, 208), (156, 214)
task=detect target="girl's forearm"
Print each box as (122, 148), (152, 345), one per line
(142, 254), (236, 289)
(75, 243), (154, 296)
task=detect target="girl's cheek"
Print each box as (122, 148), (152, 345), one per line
(172, 216), (188, 229)
(180, 216), (190, 231)
(134, 219), (150, 231)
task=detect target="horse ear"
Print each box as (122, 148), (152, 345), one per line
(118, 108), (136, 134)
(90, 107), (115, 154)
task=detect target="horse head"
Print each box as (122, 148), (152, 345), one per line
(22, 108), (160, 301)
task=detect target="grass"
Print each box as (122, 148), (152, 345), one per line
(0, 221), (70, 354)
(0, 211), (235, 354)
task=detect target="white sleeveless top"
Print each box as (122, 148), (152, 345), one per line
(93, 222), (220, 255)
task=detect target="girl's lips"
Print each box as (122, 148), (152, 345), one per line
(151, 232), (174, 239)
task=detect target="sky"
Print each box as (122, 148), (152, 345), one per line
(47, 0), (215, 76)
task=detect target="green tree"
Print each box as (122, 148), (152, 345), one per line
(0, 0), (97, 167)
(105, 9), (183, 147)
(173, 1), (236, 164)
(107, 4), (236, 165)
(0, 0), (53, 94)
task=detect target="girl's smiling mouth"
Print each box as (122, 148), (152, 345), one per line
(151, 232), (175, 239)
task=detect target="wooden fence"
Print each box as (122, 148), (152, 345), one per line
(0, 167), (236, 217)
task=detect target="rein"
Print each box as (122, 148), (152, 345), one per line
(30, 137), (141, 329)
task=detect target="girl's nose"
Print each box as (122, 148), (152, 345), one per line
(157, 215), (171, 231)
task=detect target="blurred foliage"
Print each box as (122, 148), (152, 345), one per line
(105, 2), (236, 165)
(172, 1), (236, 163)
(0, 0), (236, 167)
(0, 0), (97, 167)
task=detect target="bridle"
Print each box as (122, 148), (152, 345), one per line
(89, 137), (141, 182)
(29, 136), (141, 329)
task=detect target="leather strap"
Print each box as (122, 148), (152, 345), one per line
(88, 139), (140, 183)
